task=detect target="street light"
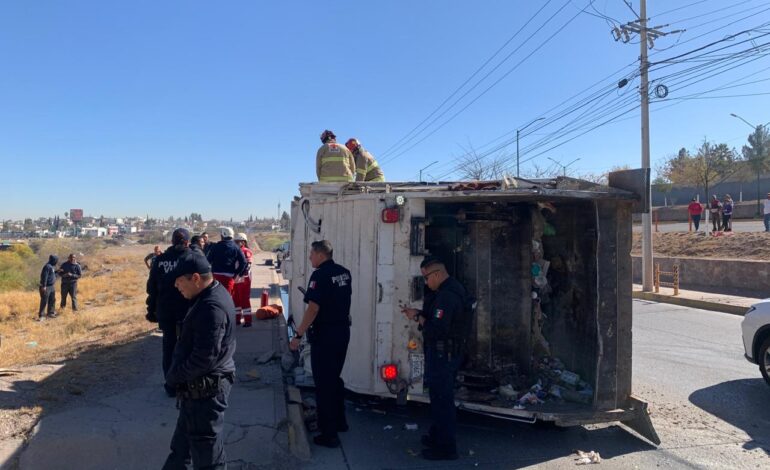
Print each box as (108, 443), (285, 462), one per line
(419, 160), (439, 182)
(517, 117), (546, 177)
(547, 157), (581, 176)
(730, 113), (764, 217)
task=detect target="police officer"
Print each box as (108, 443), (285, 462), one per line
(146, 228), (192, 397)
(316, 130), (356, 183)
(289, 240), (351, 448)
(163, 250), (236, 470)
(401, 257), (470, 461)
(58, 253), (82, 312)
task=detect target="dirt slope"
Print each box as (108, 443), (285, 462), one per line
(631, 232), (770, 260)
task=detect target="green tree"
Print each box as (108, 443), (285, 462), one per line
(742, 125), (770, 216)
(661, 141), (738, 202)
(280, 211), (290, 229)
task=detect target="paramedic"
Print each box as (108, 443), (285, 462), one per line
(289, 240), (352, 448)
(401, 257), (469, 461)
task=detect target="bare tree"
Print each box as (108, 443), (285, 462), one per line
(455, 144), (508, 180)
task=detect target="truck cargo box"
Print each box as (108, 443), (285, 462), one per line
(282, 175), (659, 445)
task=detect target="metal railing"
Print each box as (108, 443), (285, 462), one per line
(654, 263), (679, 295)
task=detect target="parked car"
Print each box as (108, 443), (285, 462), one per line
(741, 300), (770, 386)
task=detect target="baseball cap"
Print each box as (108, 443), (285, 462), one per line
(172, 228), (191, 245)
(172, 251), (211, 279)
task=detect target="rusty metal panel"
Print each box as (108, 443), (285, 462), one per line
(595, 200), (619, 410)
(615, 202), (634, 402)
(608, 168), (650, 213)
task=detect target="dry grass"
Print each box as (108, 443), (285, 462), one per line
(631, 232), (770, 260)
(0, 243), (155, 368)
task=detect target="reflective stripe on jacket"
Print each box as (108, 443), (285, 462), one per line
(353, 147), (385, 182)
(316, 143), (355, 183)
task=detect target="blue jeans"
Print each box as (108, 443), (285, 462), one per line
(691, 214), (701, 231)
(764, 213), (770, 232)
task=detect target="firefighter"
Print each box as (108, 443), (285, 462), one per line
(345, 138), (385, 182)
(289, 240), (351, 448)
(233, 232), (253, 325)
(316, 130), (356, 183)
(164, 251), (236, 469)
(401, 257), (471, 461)
(206, 227), (248, 299)
(146, 228), (192, 397)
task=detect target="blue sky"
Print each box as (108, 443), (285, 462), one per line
(1, 0), (768, 220)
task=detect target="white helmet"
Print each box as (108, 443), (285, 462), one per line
(234, 232), (248, 242)
(219, 226), (234, 239)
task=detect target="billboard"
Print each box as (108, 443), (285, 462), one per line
(70, 209), (83, 222)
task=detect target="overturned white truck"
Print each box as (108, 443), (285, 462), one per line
(282, 173), (659, 445)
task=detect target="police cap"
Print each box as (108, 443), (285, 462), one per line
(172, 251), (212, 279)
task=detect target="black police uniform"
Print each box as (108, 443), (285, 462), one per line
(58, 260), (82, 311)
(303, 259), (352, 440)
(420, 276), (468, 457)
(146, 246), (192, 393)
(163, 279), (236, 470)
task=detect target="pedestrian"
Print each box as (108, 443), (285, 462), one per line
(206, 227), (248, 299)
(289, 240), (351, 448)
(58, 253), (82, 312)
(37, 255), (59, 321)
(764, 193), (770, 232)
(722, 194), (733, 231)
(687, 197), (703, 231)
(345, 138), (385, 182)
(145, 245), (162, 269)
(146, 228), (192, 397)
(316, 130), (356, 183)
(201, 232), (213, 256)
(233, 233), (253, 325)
(709, 195), (722, 232)
(401, 257), (472, 461)
(163, 251), (236, 469)
(190, 235), (205, 253)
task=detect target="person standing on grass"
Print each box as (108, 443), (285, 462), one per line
(37, 255), (59, 321)
(58, 253), (82, 312)
(763, 193), (770, 232)
(722, 195), (734, 232)
(145, 245), (162, 269)
(687, 197), (703, 231)
(709, 195), (722, 232)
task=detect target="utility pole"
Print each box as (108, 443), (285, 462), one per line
(731, 113), (766, 218)
(547, 157), (580, 176)
(613, 0), (681, 292)
(419, 160), (439, 182)
(517, 117), (545, 177)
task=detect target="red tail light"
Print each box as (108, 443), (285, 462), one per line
(380, 364), (398, 381)
(381, 208), (399, 223)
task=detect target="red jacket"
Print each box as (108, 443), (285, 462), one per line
(687, 202), (703, 215)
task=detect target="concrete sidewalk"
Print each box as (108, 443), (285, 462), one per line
(5, 251), (295, 470)
(632, 283), (762, 315)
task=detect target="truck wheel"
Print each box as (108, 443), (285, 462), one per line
(760, 337), (770, 387)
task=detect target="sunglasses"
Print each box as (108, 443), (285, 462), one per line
(422, 270), (439, 281)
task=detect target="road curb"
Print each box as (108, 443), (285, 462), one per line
(632, 291), (747, 316)
(271, 282), (312, 461)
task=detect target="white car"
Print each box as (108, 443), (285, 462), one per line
(742, 299), (770, 386)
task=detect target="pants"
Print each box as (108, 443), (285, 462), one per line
(722, 214), (732, 231)
(711, 212), (721, 231)
(233, 277), (251, 310)
(213, 275), (235, 298)
(764, 213), (770, 232)
(163, 378), (232, 470)
(310, 325), (350, 438)
(691, 214), (701, 231)
(160, 321), (180, 392)
(425, 344), (462, 453)
(60, 282), (78, 310)
(38, 286), (56, 317)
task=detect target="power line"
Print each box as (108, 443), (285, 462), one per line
(377, 0), (557, 159)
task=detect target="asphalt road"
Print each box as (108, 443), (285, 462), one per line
(302, 301), (770, 469)
(632, 219), (766, 233)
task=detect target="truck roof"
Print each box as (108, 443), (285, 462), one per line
(299, 176), (640, 203)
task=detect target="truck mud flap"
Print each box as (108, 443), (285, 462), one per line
(620, 395), (661, 446)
